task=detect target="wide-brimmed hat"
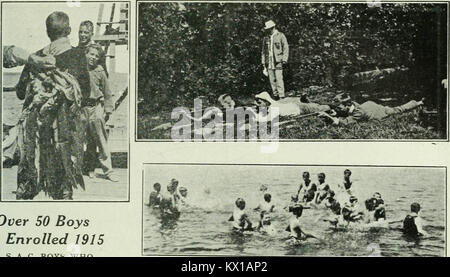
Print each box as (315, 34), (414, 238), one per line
(264, 20), (276, 30)
(255, 91), (274, 104)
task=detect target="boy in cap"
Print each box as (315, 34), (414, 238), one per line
(261, 20), (289, 100)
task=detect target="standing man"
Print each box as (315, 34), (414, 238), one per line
(261, 20), (289, 100)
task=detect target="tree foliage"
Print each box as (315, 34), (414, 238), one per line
(138, 2), (446, 114)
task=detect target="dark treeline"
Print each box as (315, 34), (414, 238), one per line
(138, 3), (447, 113)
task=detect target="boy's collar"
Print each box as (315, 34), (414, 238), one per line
(79, 40), (95, 48)
(45, 37), (72, 56)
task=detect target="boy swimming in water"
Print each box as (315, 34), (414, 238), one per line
(364, 192), (386, 222)
(160, 183), (180, 217)
(148, 182), (162, 208)
(286, 204), (319, 240)
(315, 173), (330, 205)
(285, 194), (299, 212)
(402, 202), (429, 237)
(255, 193), (275, 213)
(179, 186), (189, 206)
(322, 190), (344, 227)
(171, 178), (181, 202)
(303, 183), (317, 205)
(230, 198), (253, 232)
(339, 169), (353, 194)
(297, 171), (312, 200)
(257, 211), (277, 235)
(325, 190), (341, 216)
(341, 196), (364, 223)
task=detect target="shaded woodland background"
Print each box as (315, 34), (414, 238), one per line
(137, 2), (447, 139)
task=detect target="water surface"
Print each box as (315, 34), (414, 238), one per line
(143, 165), (445, 256)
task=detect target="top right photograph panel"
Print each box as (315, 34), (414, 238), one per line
(136, 1), (448, 141)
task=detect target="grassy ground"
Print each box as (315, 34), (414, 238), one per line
(137, 85), (444, 140)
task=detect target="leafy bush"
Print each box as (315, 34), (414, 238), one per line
(137, 2), (446, 139)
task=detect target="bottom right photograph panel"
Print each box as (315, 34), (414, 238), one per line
(143, 164), (446, 257)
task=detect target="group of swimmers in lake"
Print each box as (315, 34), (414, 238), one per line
(148, 170), (429, 241)
(229, 169), (429, 241)
(148, 178), (189, 217)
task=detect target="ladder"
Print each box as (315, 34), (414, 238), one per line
(93, 2), (128, 73)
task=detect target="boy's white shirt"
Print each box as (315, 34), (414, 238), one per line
(232, 208), (246, 229)
(289, 216), (301, 238)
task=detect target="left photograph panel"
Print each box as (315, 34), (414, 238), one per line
(1, 1), (130, 201)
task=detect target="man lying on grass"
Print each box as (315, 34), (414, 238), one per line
(320, 93), (424, 125)
(253, 91), (331, 122)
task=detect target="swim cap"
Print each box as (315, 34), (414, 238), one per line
(344, 169), (352, 175)
(318, 173), (326, 178)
